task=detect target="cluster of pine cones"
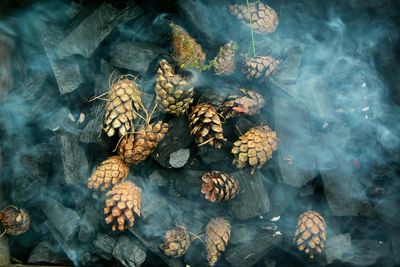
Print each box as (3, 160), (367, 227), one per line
(84, 1), (328, 265)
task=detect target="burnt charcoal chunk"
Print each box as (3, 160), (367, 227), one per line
(325, 233), (354, 264)
(228, 170), (270, 220)
(173, 170), (203, 199)
(184, 239), (208, 267)
(92, 233), (117, 260)
(56, 3), (143, 59)
(197, 145), (231, 165)
(349, 239), (390, 266)
(269, 183), (299, 216)
(41, 197), (81, 241)
(112, 236), (146, 267)
(109, 41), (163, 74)
(0, 237), (9, 266)
(28, 240), (71, 265)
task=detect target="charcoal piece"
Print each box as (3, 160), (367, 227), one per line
(148, 170), (169, 187)
(184, 238), (208, 267)
(264, 259), (276, 267)
(325, 233), (354, 264)
(109, 41), (163, 74)
(229, 223), (258, 245)
(349, 239), (390, 266)
(43, 106), (80, 134)
(35, 22), (84, 94)
(0, 35), (13, 101)
(80, 98), (108, 146)
(56, 133), (89, 185)
(11, 143), (52, 204)
(130, 228), (184, 267)
(28, 240), (71, 265)
(20, 71), (48, 101)
(56, 3), (143, 59)
(173, 170), (203, 199)
(227, 170), (270, 220)
(112, 236), (146, 267)
(78, 200), (100, 243)
(390, 229), (400, 264)
(92, 233), (117, 260)
(269, 183), (299, 216)
(41, 197), (81, 241)
(197, 145), (231, 165)
(271, 93), (317, 188)
(152, 116), (194, 168)
(225, 228), (282, 267)
(169, 148), (190, 168)
(0, 236), (9, 266)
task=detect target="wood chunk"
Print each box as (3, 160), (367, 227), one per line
(325, 233), (354, 264)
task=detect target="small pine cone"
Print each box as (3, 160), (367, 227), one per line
(170, 23), (206, 70)
(293, 211), (327, 259)
(213, 41), (237, 75)
(87, 156), (129, 191)
(201, 171), (239, 202)
(160, 227), (191, 257)
(156, 59), (194, 116)
(231, 125), (277, 173)
(0, 205), (30, 235)
(205, 217), (231, 267)
(229, 2), (279, 34)
(189, 103), (226, 148)
(220, 88), (265, 119)
(118, 121), (169, 165)
(242, 56), (278, 82)
(104, 77), (142, 137)
(104, 181), (141, 231)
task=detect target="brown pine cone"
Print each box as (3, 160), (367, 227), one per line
(189, 103), (226, 148)
(205, 217), (231, 266)
(87, 156), (129, 191)
(229, 2), (279, 34)
(104, 181), (141, 231)
(118, 121), (169, 165)
(156, 59), (194, 116)
(0, 205), (30, 235)
(160, 227), (191, 257)
(220, 88), (265, 119)
(201, 171), (239, 202)
(293, 211), (327, 259)
(104, 77), (142, 137)
(231, 125), (277, 173)
(242, 56), (278, 82)
(213, 41), (237, 75)
(170, 23), (206, 70)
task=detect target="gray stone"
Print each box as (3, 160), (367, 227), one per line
(112, 236), (146, 267)
(92, 233), (117, 260)
(169, 148), (190, 168)
(56, 3), (143, 59)
(41, 197), (81, 241)
(228, 170), (270, 220)
(109, 41), (163, 74)
(325, 233), (354, 264)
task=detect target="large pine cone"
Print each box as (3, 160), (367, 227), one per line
(231, 125), (277, 173)
(189, 103), (226, 148)
(205, 217), (231, 267)
(118, 121), (169, 165)
(293, 211), (327, 259)
(242, 56), (278, 82)
(220, 88), (265, 119)
(201, 171), (239, 202)
(156, 59), (194, 116)
(160, 227), (191, 257)
(229, 2), (279, 34)
(87, 156), (129, 191)
(170, 23), (206, 70)
(104, 181), (141, 231)
(104, 77), (142, 137)
(0, 205), (30, 235)
(213, 41), (237, 75)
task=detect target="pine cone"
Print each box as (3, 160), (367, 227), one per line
(229, 2), (279, 34)
(104, 77), (142, 137)
(213, 41), (237, 75)
(156, 59), (194, 116)
(189, 103), (226, 148)
(160, 227), (191, 257)
(205, 217), (231, 266)
(87, 156), (129, 191)
(201, 171), (239, 202)
(104, 181), (141, 231)
(170, 23), (206, 70)
(220, 88), (265, 119)
(118, 121), (169, 165)
(242, 56), (278, 82)
(0, 205), (30, 235)
(231, 125), (277, 173)
(293, 211), (327, 259)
